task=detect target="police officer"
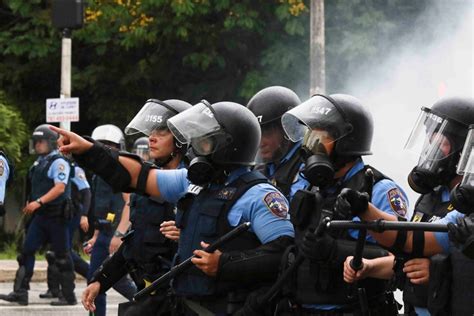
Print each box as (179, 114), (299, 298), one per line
(84, 124), (137, 316)
(82, 99), (192, 316)
(275, 94), (408, 314)
(247, 86), (309, 201)
(53, 100), (295, 315)
(0, 124), (76, 306)
(336, 97), (474, 315)
(131, 137), (150, 161)
(39, 162), (92, 299)
(0, 150), (12, 217)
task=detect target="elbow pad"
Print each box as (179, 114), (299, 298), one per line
(73, 138), (142, 193)
(89, 244), (128, 293)
(217, 236), (293, 284)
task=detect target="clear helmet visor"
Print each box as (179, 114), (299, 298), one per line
(457, 126), (474, 187)
(282, 95), (352, 143)
(125, 100), (177, 136)
(29, 137), (54, 155)
(167, 101), (232, 156)
(302, 129), (336, 156)
(405, 107), (465, 172)
(132, 144), (150, 161)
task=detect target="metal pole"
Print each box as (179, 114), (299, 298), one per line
(310, 0), (326, 96)
(60, 28), (72, 131)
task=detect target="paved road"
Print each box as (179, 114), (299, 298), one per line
(0, 281), (127, 316)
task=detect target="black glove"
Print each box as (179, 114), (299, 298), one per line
(334, 188), (369, 218)
(0, 203), (5, 216)
(448, 215), (474, 259)
(448, 216), (472, 245)
(450, 184), (474, 215)
(300, 230), (336, 262)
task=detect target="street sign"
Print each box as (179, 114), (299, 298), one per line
(46, 97), (79, 123)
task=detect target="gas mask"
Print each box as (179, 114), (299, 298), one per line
(407, 145), (456, 194)
(405, 107), (466, 194)
(300, 129), (336, 188)
(450, 128), (474, 214)
(168, 101), (233, 186)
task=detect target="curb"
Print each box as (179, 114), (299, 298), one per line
(0, 260), (86, 282)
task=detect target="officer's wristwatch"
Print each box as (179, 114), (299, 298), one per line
(35, 198), (44, 207)
(114, 230), (125, 238)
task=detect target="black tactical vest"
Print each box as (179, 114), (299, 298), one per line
(91, 175), (124, 228)
(256, 149), (303, 200)
(124, 193), (176, 274)
(403, 188), (452, 309)
(450, 247), (474, 315)
(292, 165), (390, 305)
(173, 171), (268, 296)
(28, 154), (72, 216)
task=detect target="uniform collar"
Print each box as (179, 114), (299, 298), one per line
(224, 166), (250, 186)
(38, 150), (59, 161)
(280, 141), (301, 164)
(324, 158), (364, 194)
(266, 141), (301, 173)
(341, 158), (364, 183)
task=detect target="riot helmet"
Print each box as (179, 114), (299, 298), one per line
(247, 86), (301, 163)
(125, 99), (192, 136)
(125, 99), (192, 166)
(91, 124), (126, 151)
(168, 101), (261, 185)
(282, 94), (373, 188)
(405, 97), (474, 194)
(132, 137), (150, 161)
(450, 124), (474, 214)
(30, 124), (59, 155)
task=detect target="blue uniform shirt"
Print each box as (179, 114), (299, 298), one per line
(71, 166), (90, 191)
(265, 141), (309, 200)
(157, 167), (295, 243)
(0, 155), (10, 204)
(435, 209), (463, 253)
(37, 150), (71, 185)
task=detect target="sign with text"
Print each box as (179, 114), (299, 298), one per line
(46, 98), (79, 122)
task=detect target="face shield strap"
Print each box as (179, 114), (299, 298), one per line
(312, 94), (349, 125)
(147, 99), (179, 115)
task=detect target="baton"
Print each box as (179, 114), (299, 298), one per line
(133, 221), (251, 301)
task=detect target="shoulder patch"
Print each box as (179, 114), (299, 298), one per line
(58, 172), (66, 181)
(58, 163), (65, 171)
(78, 173), (86, 180)
(0, 159), (4, 176)
(387, 188), (407, 217)
(263, 191), (288, 218)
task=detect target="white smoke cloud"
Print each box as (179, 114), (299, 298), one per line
(342, 1), (473, 215)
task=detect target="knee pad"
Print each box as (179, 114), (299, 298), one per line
(45, 251), (56, 264)
(17, 254), (26, 266)
(56, 255), (73, 272)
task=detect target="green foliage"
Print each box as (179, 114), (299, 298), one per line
(0, 92), (28, 163)
(0, 0), (430, 135)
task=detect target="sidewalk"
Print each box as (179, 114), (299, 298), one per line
(0, 281), (123, 315)
(0, 260), (86, 282)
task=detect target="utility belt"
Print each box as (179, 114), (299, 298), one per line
(180, 290), (248, 315)
(293, 292), (399, 316)
(36, 199), (73, 220)
(95, 212), (118, 232)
